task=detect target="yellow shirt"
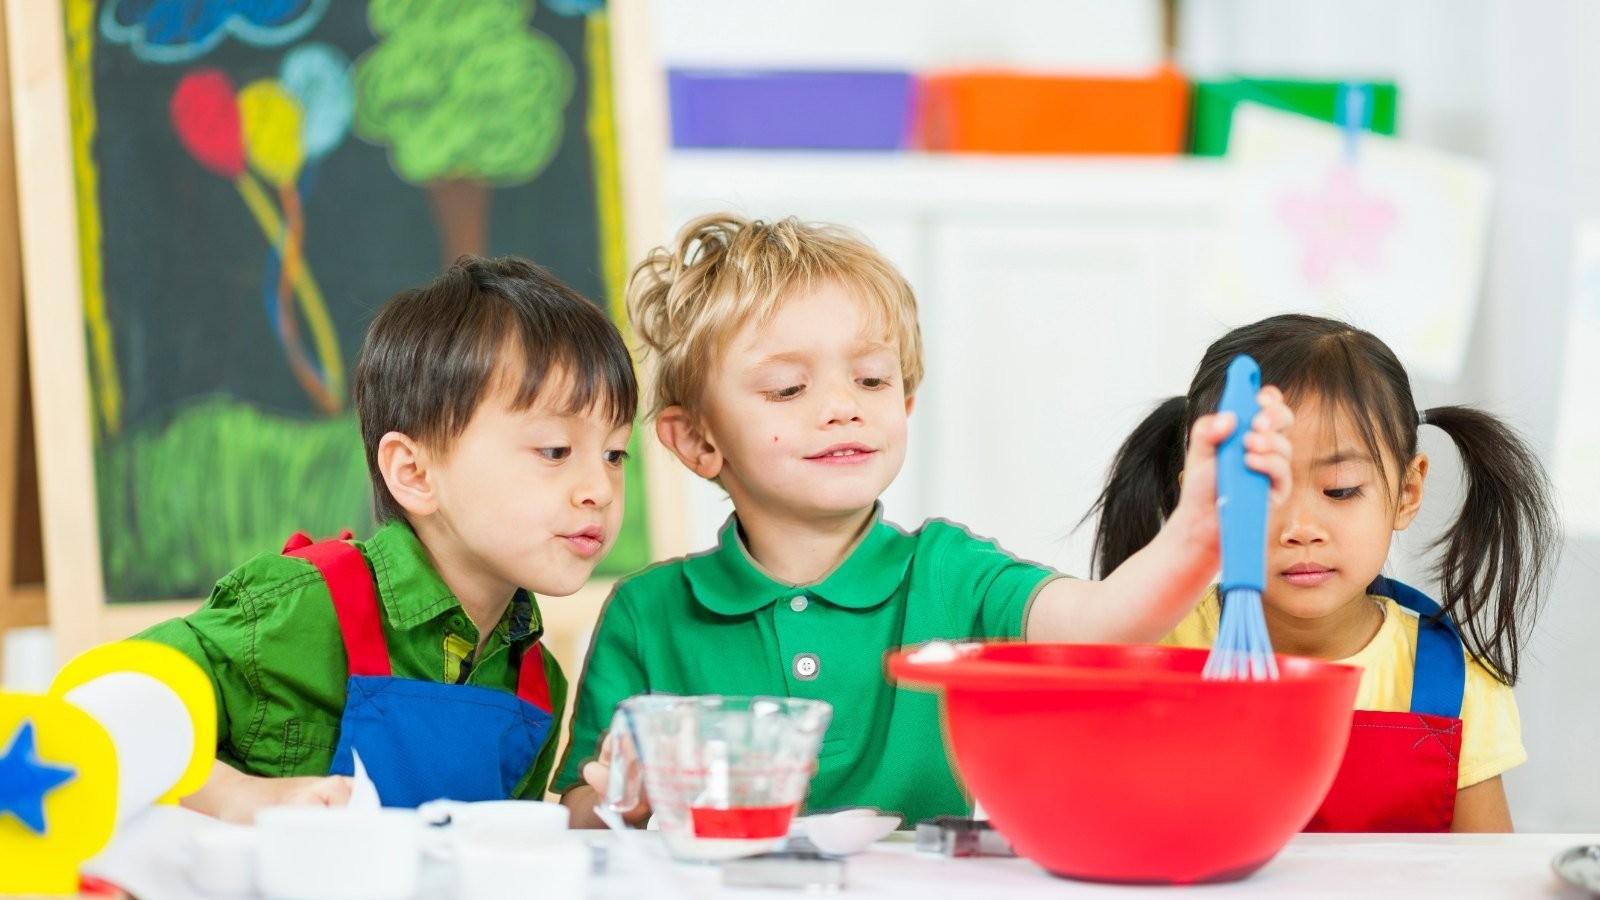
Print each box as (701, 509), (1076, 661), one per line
(1162, 589), (1525, 789)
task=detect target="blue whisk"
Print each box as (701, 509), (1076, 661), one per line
(1203, 355), (1279, 681)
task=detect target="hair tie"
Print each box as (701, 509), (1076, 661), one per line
(1417, 409), (1430, 427)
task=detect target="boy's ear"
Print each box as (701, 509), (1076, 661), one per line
(377, 431), (438, 516)
(1392, 453), (1428, 531)
(904, 394), (916, 417)
(657, 406), (723, 480)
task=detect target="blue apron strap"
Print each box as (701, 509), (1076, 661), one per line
(1367, 576), (1465, 719)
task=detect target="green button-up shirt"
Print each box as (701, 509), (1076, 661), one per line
(555, 508), (1059, 824)
(138, 520), (567, 798)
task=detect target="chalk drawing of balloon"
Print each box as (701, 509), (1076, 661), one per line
(239, 78), (342, 414)
(170, 68), (345, 413)
(244, 43), (355, 413)
(281, 42), (354, 163)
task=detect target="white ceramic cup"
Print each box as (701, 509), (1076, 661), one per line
(455, 833), (588, 900)
(255, 806), (421, 900)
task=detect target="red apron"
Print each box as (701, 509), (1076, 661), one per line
(1306, 577), (1465, 832)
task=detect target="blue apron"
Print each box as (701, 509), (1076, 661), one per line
(283, 533), (555, 808)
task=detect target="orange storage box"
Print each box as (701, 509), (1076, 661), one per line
(917, 66), (1189, 155)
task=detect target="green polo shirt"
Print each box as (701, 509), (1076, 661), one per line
(136, 519), (567, 798)
(555, 508), (1059, 824)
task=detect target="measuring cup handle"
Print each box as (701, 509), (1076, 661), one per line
(601, 710), (641, 814)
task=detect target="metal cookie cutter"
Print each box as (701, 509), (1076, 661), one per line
(914, 816), (1016, 858)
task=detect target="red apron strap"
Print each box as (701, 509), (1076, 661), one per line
(284, 533), (390, 678)
(517, 642), (553, 714)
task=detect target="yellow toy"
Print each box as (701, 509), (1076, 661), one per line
(0, 640), (216, 895)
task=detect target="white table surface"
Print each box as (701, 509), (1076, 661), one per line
(87, 806), (1600, 899)
(615, 832), (1600, 900)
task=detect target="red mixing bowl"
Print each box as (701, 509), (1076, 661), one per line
(889, 643), (1360, 885)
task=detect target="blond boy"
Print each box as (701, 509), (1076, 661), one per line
(557, 215), (1292, 826)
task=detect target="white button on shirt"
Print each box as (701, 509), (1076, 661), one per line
(793, 653), (820, 680)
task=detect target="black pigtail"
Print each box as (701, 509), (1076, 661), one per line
(1084, 397), (1189, 578)
(1421, 405), (1559, 686)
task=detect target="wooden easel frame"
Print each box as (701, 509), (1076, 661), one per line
(2, 0), (684, 665)
(3, 0), (117, 666)
(0, 0), (51, 676)
(0, 6), (17, 610)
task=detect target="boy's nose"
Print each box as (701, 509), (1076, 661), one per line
(574, 458), (617, 508)
(820, 382), (863, 425)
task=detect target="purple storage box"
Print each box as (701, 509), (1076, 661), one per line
(668, 70), (915, 150)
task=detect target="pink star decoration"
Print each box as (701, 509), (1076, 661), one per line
(1278, 165), (1399, 285)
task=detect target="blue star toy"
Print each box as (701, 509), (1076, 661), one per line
(0, 720), (78, 835)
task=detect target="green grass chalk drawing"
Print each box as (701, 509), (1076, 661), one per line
(96, 398), (650, 601)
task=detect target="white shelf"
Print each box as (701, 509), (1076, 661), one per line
(666, 150), (1228, 219)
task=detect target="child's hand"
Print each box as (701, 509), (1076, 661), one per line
(1024, 386), (1293, 644)
(222, 774), (353, 823)
(1172, 386), (1295, 552)
(582, 736), (652, 827)
(186, 760), (355, 824)
(276, 774), (356, 810)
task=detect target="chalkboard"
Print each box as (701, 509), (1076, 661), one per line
(43, 0), (650, 605)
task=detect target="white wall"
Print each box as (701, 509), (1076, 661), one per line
(1475, 0), (1600, 835)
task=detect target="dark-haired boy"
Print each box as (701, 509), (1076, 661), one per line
(140, 256), (637, 822)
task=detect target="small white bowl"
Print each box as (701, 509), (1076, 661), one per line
(417, 799), (571, 860)
(799, 809), (902, 856)
(418, 799), (570, 832)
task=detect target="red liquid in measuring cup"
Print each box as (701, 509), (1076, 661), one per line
(689, 804), (798, 839)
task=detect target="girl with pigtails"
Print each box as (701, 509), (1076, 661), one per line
(1088, 313), (1559, 833)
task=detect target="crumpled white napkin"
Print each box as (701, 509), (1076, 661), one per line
(347, 748), (382, 811)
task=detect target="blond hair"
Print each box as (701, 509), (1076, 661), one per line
(627, 212), (924, 420)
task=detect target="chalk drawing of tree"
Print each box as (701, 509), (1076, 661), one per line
(353, 0), (574, 266)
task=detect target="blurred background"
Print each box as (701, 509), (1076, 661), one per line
(2, 0), (1596, 830)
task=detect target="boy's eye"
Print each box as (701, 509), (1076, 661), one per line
(765, 385), (805, 400)
(538, 447), (571, 461)
(604, 449), (630, 466)
(1325, 486), (1363, 500)
(859, 376), (892, 389)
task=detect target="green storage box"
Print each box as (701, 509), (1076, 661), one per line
(1190, 79), (1399, 156)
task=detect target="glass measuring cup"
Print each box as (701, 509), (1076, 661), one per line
(603, 694), (832, 862)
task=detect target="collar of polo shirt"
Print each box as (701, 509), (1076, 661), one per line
(683, 503), (917, 616)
